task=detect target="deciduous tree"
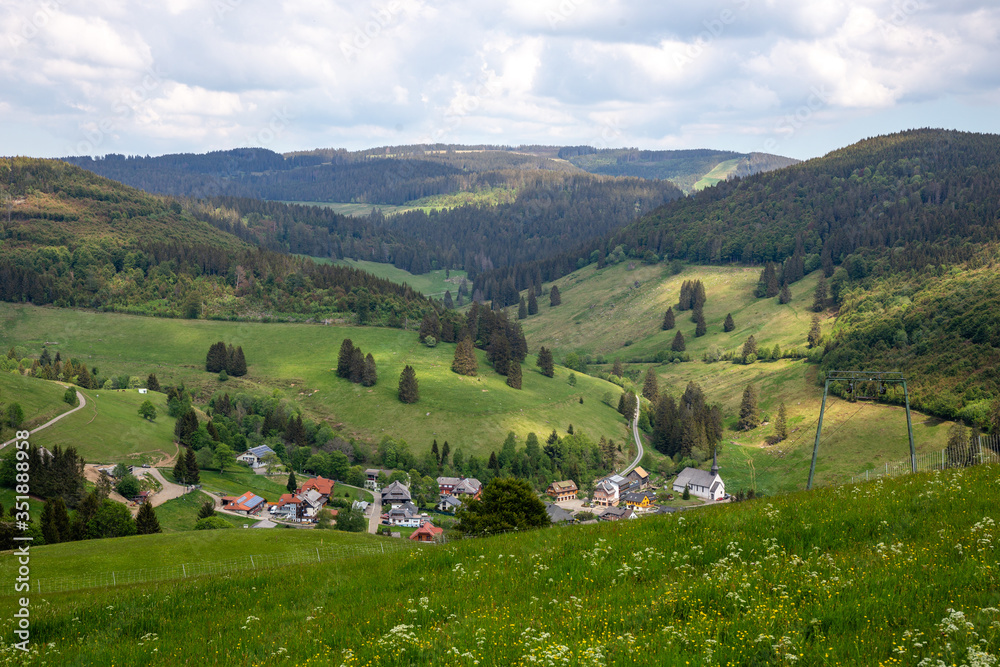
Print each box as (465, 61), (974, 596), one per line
(456, 477), (548, 535)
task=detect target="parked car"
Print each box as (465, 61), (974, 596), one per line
(142, 463), (151, 468)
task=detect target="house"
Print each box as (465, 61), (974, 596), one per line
(223, 491), (267, 515)
(437, 476), (462, 495)
(436, 494), (463, 514)
(271, 493), (303, 521)
(297, 476), (335, 501)
(381, 480), (412, 508)
(592, 479), (619, 507)
(364, 469), (383, 491)
(388, 501), (423, 527)
(352, 500), (369, 513)
(450, 478), (482, 500)
(299, 489), (326, 517)
(409, 521), (444, 542)
(672, 451), (726, 501)
(546, 504), (575, 524)
(621, 490), (656, 510)
(546, 480), (578, 502)
(236, 445), (276, 469)
(599, 506), (637, 521)
(131, 490), (152, 505)
(138, 388), (148, 395)
(626, 466), (650, 489)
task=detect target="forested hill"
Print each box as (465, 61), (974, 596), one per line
(0, 158), (431, 322)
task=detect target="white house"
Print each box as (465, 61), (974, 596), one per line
(138, 388), (148, 395)
(388, 501), (424, 527)
(672, 451), (726, 501)
(237, 444), (276, 469)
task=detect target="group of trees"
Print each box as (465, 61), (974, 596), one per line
(0, 445), (86, 507)
(336, 339), (377, 387)
(172, 447), (201, 485)
(650, 382), (724, 461)
(205, 342), (248, 377)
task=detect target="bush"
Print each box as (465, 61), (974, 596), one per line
(194, 516), (234, 530)
(115, 474), (141, 499)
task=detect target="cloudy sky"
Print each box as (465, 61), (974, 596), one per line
(2, 0), (999, 160)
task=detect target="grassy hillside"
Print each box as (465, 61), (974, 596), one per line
(521, 261), (955, 492)
(5, 464), (999, 665)
(0, 303), (628, 460)
(0, 372), (73, 433)
(319, 258), (467, 297)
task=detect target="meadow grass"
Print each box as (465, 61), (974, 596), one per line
(321, 258), (468, 296)
(178, 467), (297, 501)
(0, 303), (626, 461)
(153, 491), (248, 532)
(3, 464), (998, 666)
(0, 372), (73, 433)
(692, 158), (741, 190)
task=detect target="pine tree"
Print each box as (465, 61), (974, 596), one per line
(778, 283), (792, 304)
(506, 359), (522, 389)
(52, 497), (70, 542)
(662, 307), (675, 330)
(671, 330), (686, 352)
(205, 341), (226, 373)
(41, 499), (60, 545)
(362, 353), (378, 387)
(694, 310), (707, 337)
(723, 313), (735, 332)
(549, 285), (561, 306)
(287, 470), (297, 493)
(451, 337), (478, 376)
(693, 280), (706, 309)
(762, 263), (779, 297)
(135, 501), (162, 535)
(418, 311), (441, 343)
(398, 365), (419, 403)
(185, 447), (199, 484)
(487, 451), (499, 473)
(775, 402), (788, 441)
(431, 439), (440, 466)
(612, 359), (624, 377)
(198, 499), (215, 519)
(206, 420), (220, 442)
(807, 315), (822, 348)
(488, 332), (511, 376)
(642, 367), (659, 402)
(518, 296), (527, 320)
(682, 484), (690, 500)
(812, 276), (828, 312)
(443, 290), (453, 309)
(174, 408), (199, 446)
(742, 335), (758, 361)
(527, 291), (538, 315)
(441, 441), (450, 468)
(147, 373), (160, 392)
(349, 347), (365, 383)
(737, 384), (760, 431)
(173, 451), (187, 484)
(336, 339), (354, 378)
(536, 347), (554, 377)
(228, 346), (247, 377)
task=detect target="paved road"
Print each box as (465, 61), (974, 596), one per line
(0, 385), (89, 450)
(619, 393), (644, 476)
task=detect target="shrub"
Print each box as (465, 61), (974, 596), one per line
(194, 516), (234, 530)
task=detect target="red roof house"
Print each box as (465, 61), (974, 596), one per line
(409, 521), (444, 543)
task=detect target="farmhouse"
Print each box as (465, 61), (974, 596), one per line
(546, 480), (578, 502)
(672, 452), (726, 501)
(271, 494), (303, 521)
(436, 494), (463, 514)
(438, 476), (483, 499)
(409, 522), (444, 543)
(621, 490), (656, 510)
(236, 444), (276, 469)
(626, 466), (650, 489)
(381, 480), (412, 508)
(599, 506), (637, 521)
(223, 491), (267, 515)
(364, 469), (383, 491)
(297, 476), (335, 501)
(592, 479), (619, 507)
(388, 501), (423, 527)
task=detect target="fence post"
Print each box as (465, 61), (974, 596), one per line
(942, 449), (945, 469)
(251, 556), (255, 569)
(316, 547), (321, 563)
(183, 564), (186, 577)
(381, 542), (384, 554)
(112, 572), (116, 586)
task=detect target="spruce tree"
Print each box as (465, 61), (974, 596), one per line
(549, 285), (561, 306)
(398, 365), (419, 403)
(737, 384), (760, 431)
(506, 359), (522, 389)
(765, 264), (779, 297)
(441, 441), (450, 467)
(807, 315), (822, 348)
(173, 451), (187, 484)
(694, 310), (707, 337)
(536, 347), (554, 377)
(228, 346), (247, 377)
(147, 373), (161, 392)
(518, 296), (527, 320)
(362, 353), (378, 387)
(812, 276), (828, 312)
(431, 439), (440, 466)
(198, 499), (216, 519)
(488, 332), (511, 376)
(52, 497), (70, 542)
(527, 291), (538, 315)
(185, 447), (200, 484)
(41, 499), (60, 545)
(287, 470), (297, 494)
(662, 307), (675, 330)
(742, 335), (758, 361)
(671, 330), (686, 352)
(778, 283), (792, 304)
(452, 338), (478, 376)
(693, 280), (706, 309)
(443, 290), (453, 309)
(349, 347), (365, 384)
(174, 408), (199, 446)
(418, 311), (441, 343)
(205, 341), (226, 373)
(336, 339), (354, 379)
(723, 313), (735, 332)
(135, 501), (162, 535)
(775, 402), (788, 441)
(642, 367), (659, 402)
(612, 359), (624, 377)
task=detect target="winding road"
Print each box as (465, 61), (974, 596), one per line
(619, 393), (644, 476)
(0, 385), (89, 451)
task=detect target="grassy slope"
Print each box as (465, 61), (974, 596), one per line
(317, 258), (468, 297)
(154, 492), (248, 532)
(522, 262), (954, 492)
(0, 304), (627, 460)
(0, 372), (73, 432)
(692, 158), (741, 190)
(4, 464), (999, 665)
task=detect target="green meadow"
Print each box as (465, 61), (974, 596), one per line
(0, 303), (627, 462)
(321, 258), (468, 297)
(3, 464), (998, 665)
(153, 491), (248, 532)
(0, 372), (73, 433)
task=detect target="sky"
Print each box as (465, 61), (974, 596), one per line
(1, 0), (999, 161)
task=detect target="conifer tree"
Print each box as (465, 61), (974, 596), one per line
(742, 335), (758, 362)
(737, 384), (760, 431)
(173, 451), (187, 484)
(671, 330), (686, 352)
(527, 291), (538, 315)
(612, 359), (624, 377)
(349, 347), (365, 384)
(488, 331), (512, 376)
(693, 280), (706, 309)
(205, 341), (226, 373)
(549, 285), (561, 306)
(418, 311), (441, 343)
(135, 501), (162, 535)
(807, 315), (822, 348)
(812, 276), (828, 312)
(431, 439), (440, 466)
(694, 309), (707, 337)
(536, 347), (555, 377)
(174, 408), (199, 446)
(662, 307), (675, 330)
(287, 470), (297, 494)
(723, 313), (735, 332)
(518, 296), (527, 320)
(185, 447), (200, 484)
(41, 499), (60, 545)
(362, 353), (378, 387)
(506, 359), (522, 389)
(398, 365), (419, 403)
(487, 451), (500, 474)
(441, 441), (450, 468)
(778, 283), (792, 304)
(775, 402), (788, 441)
(337, 339), (354, 379)
(147, 373), (160, 392)
(198, 499), (215, 519)
(451, 337), (478, 376)
(642, 367), (659, 402)
(443, 290), (453, 309)
(228, 346), (247, 377)
(52, 497), (70, 542)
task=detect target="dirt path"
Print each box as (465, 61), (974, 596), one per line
(0, 385), (89, 451)
(142, 467), (189, 507)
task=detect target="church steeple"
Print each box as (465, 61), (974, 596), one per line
(710, 447), (719, 477)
